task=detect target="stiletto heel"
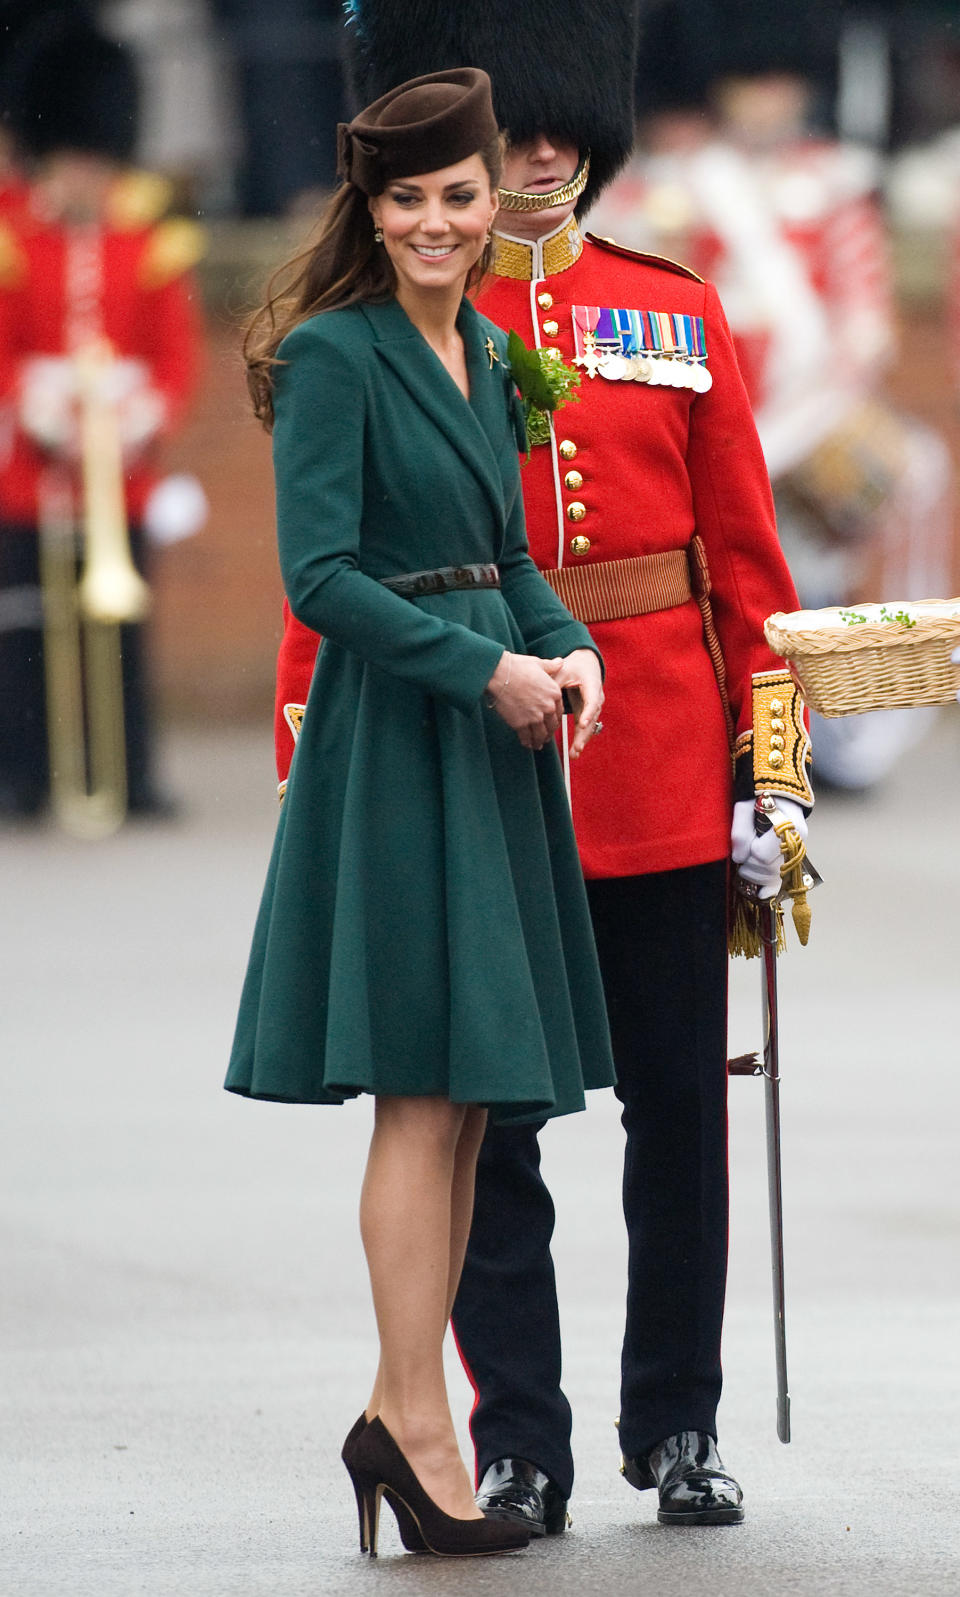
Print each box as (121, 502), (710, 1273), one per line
(341, 1414), (370, 1550)
(360, 1481), (384, 1557)
(351, 1417), (529, 1557)
(341, 1413), (428, 1554)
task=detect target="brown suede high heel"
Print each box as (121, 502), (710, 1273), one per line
(351, 1417), (529, 1557)
(341, 1414), (427, 1554)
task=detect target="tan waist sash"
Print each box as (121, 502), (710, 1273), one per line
(543, 537), (735, 749)
(542, 548), (690, 623)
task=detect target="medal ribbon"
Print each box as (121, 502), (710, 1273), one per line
(571, 305), (601, 364)
(572, 307), (708, 364)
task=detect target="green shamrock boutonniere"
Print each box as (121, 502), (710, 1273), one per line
(507, 329), (581, 449)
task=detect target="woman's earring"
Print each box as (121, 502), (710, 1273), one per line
(373, 225), (384, 243)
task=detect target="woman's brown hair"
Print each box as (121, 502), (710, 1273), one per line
(244, 135), (503, 429)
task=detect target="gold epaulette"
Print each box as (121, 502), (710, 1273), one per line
(108, 169), (175, 231)
(138, 218), (207, 289)
(735, 669), (814, 806)
(584, 232), (704, 283)
(0, 221), (27, 289)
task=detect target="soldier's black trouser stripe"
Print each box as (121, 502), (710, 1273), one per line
(452, 860), (730, 1496)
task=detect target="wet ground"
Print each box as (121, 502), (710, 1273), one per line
(2, 717), (958, 1596)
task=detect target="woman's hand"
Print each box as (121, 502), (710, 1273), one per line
(485, 651), (564, 750)
(552, 648), (604, 758)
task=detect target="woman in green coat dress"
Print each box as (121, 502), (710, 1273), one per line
(227, 70), (615, 1556)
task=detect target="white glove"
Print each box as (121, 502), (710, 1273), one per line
(90, 358), (166, 454)
(143, 474), (208, 546)
(19, 356), (78, 453)
(731, 797), (809, 900)
(952, 646), (960, 704)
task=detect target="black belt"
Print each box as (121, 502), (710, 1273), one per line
(379, 563), (500, 598)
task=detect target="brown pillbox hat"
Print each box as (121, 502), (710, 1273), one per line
(336, 68), (498, 196)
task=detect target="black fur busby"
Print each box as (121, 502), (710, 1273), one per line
(343, 0), (641, 214)
(8, 13), (139, 163)
(633, 1), (715, 118)
(702, 0), (838, 90)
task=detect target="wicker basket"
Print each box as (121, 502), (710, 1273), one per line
(764, 600), (960, 718)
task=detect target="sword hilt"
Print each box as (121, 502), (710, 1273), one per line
(755, 795), (821, 946)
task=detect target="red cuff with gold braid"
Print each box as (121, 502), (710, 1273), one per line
(734, 670), (814, 807)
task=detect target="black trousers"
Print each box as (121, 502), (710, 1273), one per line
(451, 861), (730, 1498)
(0, 523), (156, 814)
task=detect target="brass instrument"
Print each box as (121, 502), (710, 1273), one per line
(38, 340), (151, 839)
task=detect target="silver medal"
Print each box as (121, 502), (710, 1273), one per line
(598, 354), (628, 381)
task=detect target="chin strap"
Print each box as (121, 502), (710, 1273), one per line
(497, 153), (590, 213)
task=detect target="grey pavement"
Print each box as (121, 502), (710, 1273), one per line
(2, 716), (959, 1597)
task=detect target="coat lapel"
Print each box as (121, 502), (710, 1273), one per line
(361, 298), (508, 532)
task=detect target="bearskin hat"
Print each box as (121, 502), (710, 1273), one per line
(8, 13), (139, 163)
(634, 1), (715, 119)
(702, 0), (838, 90)
(344, 0), (641, 215)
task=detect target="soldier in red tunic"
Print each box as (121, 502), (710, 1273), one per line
(0, 20), (204, 818)
(274, 0), (814, 1531)
(593, 5), (954, 790)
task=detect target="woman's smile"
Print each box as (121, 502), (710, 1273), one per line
(411, 242), (459, 257)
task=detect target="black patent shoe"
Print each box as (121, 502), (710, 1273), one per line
(476, 1457), (569, 1536)
(621, 1431), (744, 1525)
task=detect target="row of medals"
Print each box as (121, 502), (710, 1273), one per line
(593, 350), (713, 391)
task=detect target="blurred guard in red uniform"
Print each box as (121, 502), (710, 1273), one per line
(277, 0), (814, 1531)
(594, 0), (954, 789)
(0, 18), (204, 818)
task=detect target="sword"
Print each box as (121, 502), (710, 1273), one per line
(729, 797), (822, 1443)
(761, 897), (790, 1443)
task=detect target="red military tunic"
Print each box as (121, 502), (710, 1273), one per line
(0, 180), (204, 524)
(274, 222), (801, 878)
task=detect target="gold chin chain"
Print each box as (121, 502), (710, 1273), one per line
(498, 153), (590, 213)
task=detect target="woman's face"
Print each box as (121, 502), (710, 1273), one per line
(369, 154), (498, 297)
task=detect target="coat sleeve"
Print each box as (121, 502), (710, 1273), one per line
(273, 318), (505, 713)
(274, 597), (318, 794)
(685, 281), (810, 800)
(134, 269), (204, 433)
(686, 281), (798, 732)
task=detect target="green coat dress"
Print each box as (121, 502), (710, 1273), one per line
(225, 296), (615, 1121)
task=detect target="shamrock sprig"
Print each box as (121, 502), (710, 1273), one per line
(507, 330), (581, 449)
(839, 606), (918, 628)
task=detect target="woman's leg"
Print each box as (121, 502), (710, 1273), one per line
(359, 1094), (487, 1519)
(364, 1103), (487, 1423)
(447, 1103), (489, 1317)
